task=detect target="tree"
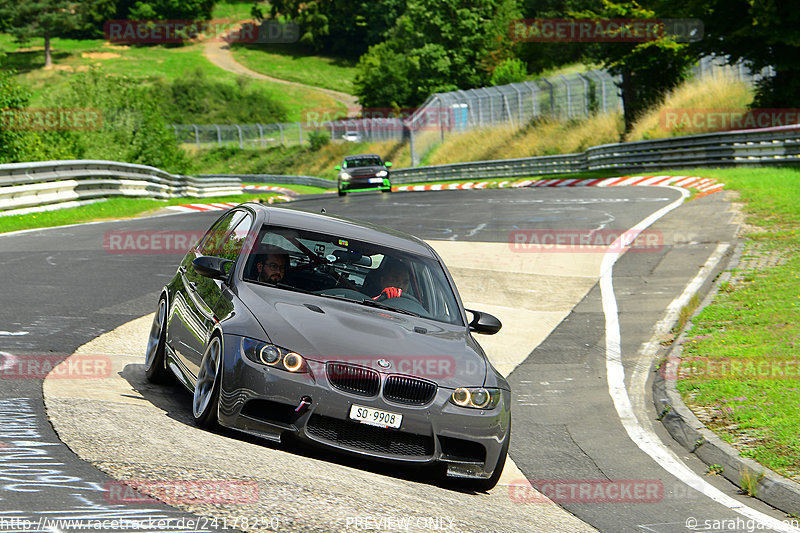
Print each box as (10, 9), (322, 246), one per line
(0, 1), (83, 68)
(679, 0), (800, 108)
(0, 71), (31, 164)
(573, 1), (695, 132)
(269, 0), (406, 58)
(354, 0), (521, 108)
(113, 0), (217, 20)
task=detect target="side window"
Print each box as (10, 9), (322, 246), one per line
(199, 210), (252, 260)
(218, 213), (253, 262)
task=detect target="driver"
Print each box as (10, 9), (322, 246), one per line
(255, 246), (289, 284)
(372, 262), (410, 300)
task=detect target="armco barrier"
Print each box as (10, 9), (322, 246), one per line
(391, 124), (800, 183)
(199, 173), (333, 189)
(0, 160), (242, 215)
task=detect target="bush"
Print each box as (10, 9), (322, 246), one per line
(307, 131), (330, 151)
(42, 70), (190, 172)
(490, 58), (527, 86)
(154, 69), (288, 125)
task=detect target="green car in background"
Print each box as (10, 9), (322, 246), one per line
(336, 154), (392, 196)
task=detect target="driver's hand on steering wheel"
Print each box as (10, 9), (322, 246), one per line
(374, 287), (403, 300)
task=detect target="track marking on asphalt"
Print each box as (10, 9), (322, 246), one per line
(600, 186), (800, 532)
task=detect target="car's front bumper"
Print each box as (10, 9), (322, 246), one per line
(339, 177), (391, 192)
(217, 334), (510, 479)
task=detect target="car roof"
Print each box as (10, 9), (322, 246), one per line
(241, 203), (435, 257)
(343, 154), (381, 161)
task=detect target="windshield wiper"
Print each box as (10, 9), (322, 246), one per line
(358, 298), (421, 317)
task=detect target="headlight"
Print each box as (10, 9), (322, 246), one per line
(240, 337), (307, 373)
(376, 170), (388, 178)
(340, 172), (351, 180)
(450, 387), (501, 409)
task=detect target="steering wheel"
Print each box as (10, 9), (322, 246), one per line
(374, 288), (420, 304)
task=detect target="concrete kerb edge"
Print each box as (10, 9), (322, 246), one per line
(652, 241), (800, 515)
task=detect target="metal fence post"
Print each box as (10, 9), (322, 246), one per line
(192, 124), (199, 146)
(577, 73), (590, 116)
(257, 123), (264, 147)
(214, 125), (222, 146)
(235, 124), (243, 149)
(297, 122), (303, 146)
(278, 123), (284, 145)
(541, 79), (554, 117)
(559, 75), (572, 117)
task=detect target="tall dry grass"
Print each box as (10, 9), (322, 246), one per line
(626, 76), (754, 141)
(428, 113), (623, 165)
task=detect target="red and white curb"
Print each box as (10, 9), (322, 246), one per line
(393, 175), (724, 197)
(165, 202), (241, 213)
(241, 184), (299, 196)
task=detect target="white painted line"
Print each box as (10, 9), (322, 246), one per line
(600, 187), (800, 532)
(0, 352), (18, 372)
(0, 331), (29, 336)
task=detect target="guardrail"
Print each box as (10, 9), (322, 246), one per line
(391, 125), (800, 182)
(199, 173), (333, 189)
(0, 160), (242, 216)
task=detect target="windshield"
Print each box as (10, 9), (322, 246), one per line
(345, 157), (382, 168)
(243, 225), (464, 326)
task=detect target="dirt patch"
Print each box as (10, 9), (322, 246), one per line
(82, 52), (121, 59)
(103, 43), (130, 50)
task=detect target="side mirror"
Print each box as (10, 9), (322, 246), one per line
(466, 309), (502, 335)
(384, 161), (392, 167)
(335, 165), (341, 170)
(193, 256), (234, 280)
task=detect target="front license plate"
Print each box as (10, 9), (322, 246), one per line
(368, 178), (383, 184)
(349, 405), (402, 429)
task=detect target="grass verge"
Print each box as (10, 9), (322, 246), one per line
(230, 43), (357, 95)
(0, 33), (343, 122)
(670, 167), (800, 482)
(0, 193), (274, 234)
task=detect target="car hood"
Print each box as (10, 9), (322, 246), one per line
(238, 284), (487, 388)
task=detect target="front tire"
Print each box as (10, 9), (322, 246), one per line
(338, 190), (346, 197)
(144, 298), (171, 383)
(193, 335), (222, 428)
